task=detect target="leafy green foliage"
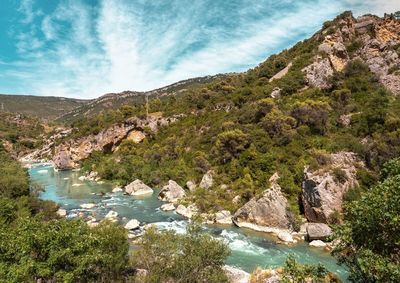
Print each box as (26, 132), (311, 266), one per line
(333, 160), (400, 282)
(0, 218), (128, 283)
(281, 254), (339, 282)
(132, 223), (230, 283)
(0, 147), (29, 198)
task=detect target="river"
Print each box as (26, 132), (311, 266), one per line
(29, 164), (348, 281)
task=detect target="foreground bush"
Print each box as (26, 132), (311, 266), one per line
(132, 223), (230, 283)
(0, 218), (128, 283)
(333, 159), (400, 282)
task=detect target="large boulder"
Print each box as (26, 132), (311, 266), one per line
(232, 176), (293, 233)
(307, 223), (332, 241)
(158, 180), (186, 203)
(53, 147), (76, 170)
(125, 179), (153, 196)
(199, 170), (213, 189)
(302, 152), (363, 223)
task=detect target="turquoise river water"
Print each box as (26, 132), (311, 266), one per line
(29, 164), (348, 281)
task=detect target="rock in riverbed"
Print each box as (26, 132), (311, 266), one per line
(125, 179), (153, 196)
(158, 180), (186, 203)
(125, 219), (140, 230)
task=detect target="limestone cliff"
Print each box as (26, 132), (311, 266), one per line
(302, 151), (364, 223)
(303, 13), (400, 95)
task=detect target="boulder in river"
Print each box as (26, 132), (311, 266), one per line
(112, 186), (123, 193)
(124, 219), (140, 230)
(158, 180), (186, 203)
(125, 179), (153, 196)
(309, 240), (327, 248)
(307, 223), (332, 241)
(233, 174), (293, 234)
(160, 203), (176, 211)
(215, 210), (233, 225)
(80, 203), (96, 209)
(105, 210), (118, 221)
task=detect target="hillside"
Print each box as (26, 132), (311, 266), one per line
(0, 94), (87, 120)
(58, 74), (227, 122)
(30, 11), (400, 212)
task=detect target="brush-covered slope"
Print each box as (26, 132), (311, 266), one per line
(32, 12), (400, 223)
(0, 94), (87, 120)
(58, 75), (225, 122)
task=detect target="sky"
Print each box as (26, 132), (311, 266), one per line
(0, 0), (399, 99)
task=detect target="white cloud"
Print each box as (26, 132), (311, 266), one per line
(6, 0), (400, 99)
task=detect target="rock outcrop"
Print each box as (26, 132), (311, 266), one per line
(303, 13), (400, 95)
(125, 179), (153, 196)
(158, 180), (186, 203)
(302, 151), (363, 223)
(302, 58), (334, 89)
(199, 170), (214, 189)
(24, 115), (182, 169)
(232, 174), (293, 234)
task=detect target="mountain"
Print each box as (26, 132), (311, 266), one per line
(0, 94), (87, 120)
(58, 74), (227, 122)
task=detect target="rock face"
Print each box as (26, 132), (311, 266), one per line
(125, 179), (153, 196)
(25, 115), (182, 169)
(158, 180), (186, 203)
(53, 146), (76, 170)
(199, 170), (213, 189)
(233, 175), (293, 233)
(302, 152), (363, 223)
(307, 223), (332, 241)
(302, 58), (334, 89)
(303, 13), (400, 95)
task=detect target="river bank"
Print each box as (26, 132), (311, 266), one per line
(29, 163), (349, 281)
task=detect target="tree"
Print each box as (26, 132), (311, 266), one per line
(333, 160), (400, 282)
(132, 223), (230, 283)
(214, 129), (250, 163)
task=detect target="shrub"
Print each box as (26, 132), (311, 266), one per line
(132, 223), (230, 283)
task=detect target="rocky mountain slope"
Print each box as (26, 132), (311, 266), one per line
(0, 94), (87, 120)
(23, 11), (400, 244)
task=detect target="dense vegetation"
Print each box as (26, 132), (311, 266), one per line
(333, 158), (400, 282)
(0, 112), (45, 156)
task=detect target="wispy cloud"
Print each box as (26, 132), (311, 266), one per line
(3, 0), (400, 98)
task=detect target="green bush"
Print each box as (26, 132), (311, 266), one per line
(132, 223), (230, 283)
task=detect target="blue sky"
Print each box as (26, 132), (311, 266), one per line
(0, 0), (399, 98)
